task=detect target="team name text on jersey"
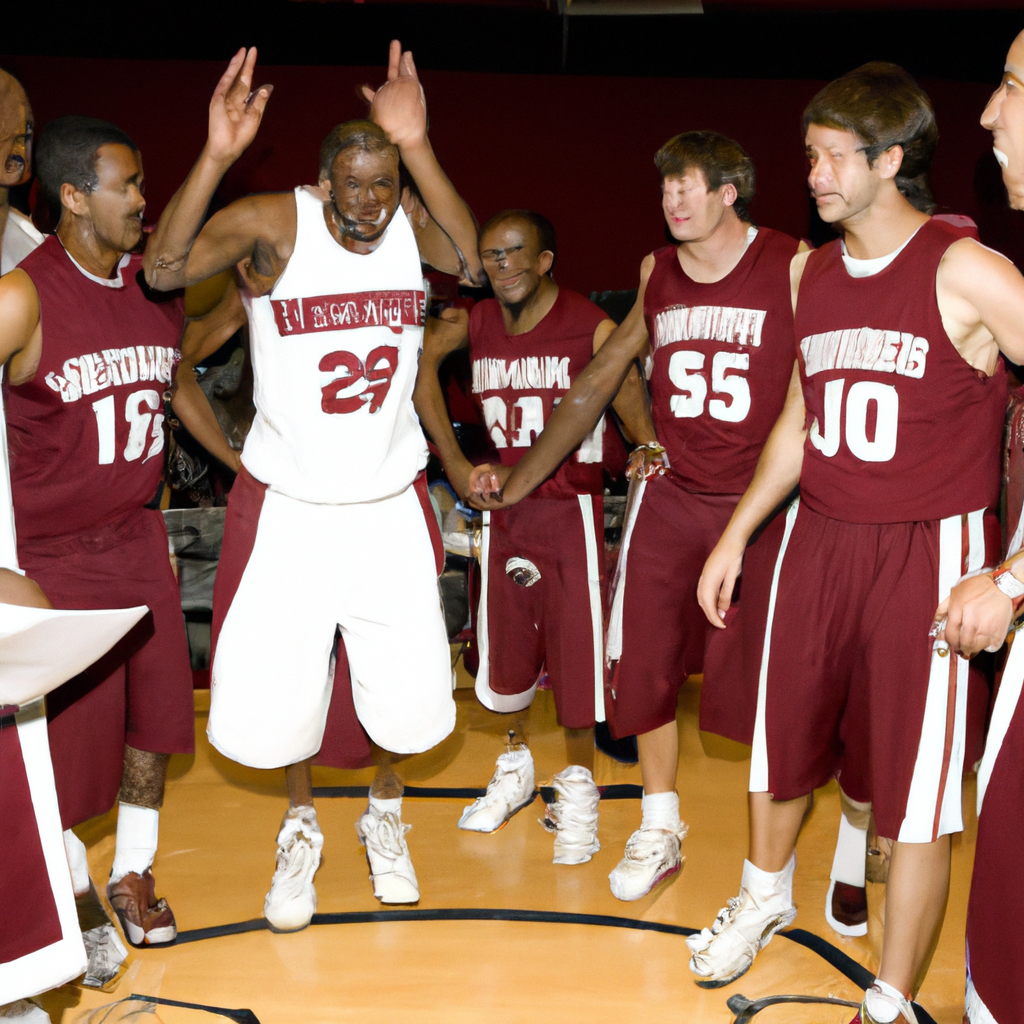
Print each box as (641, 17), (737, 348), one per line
(653, 304), (766, 352)
(45, 345), (179, 404)
(801, 327), (929, 379)
(272, 289), (426, 337)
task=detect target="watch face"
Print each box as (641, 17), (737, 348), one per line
(995, 569), (1024, 599)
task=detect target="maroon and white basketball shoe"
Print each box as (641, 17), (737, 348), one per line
(106, 868), (177, 947)
(608, 822), (688, 901)
(826, 879), (869, 937)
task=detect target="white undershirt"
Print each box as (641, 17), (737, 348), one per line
(61, 242), (130, 288)
(841, 226), (921, 278)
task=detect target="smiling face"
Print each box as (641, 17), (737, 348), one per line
(661, 168), (735, 243)
(981, 30), (1024, 210)
(479, 218), (552, 311)
(804, 124), (889, 226)
(79, 143), (146, 253)
(324, 146), (401, 253)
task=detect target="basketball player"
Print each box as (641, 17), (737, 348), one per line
(939, 28), (1024, 1024)
(143, 43), (482, 929)
(468, 133), (804, 900)
(691, 63), (1024, 1023)
(414, 209), (654, 861)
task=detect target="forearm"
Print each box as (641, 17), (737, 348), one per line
(399, 138), (481, 282)
(170, 367), (241, 472)
(144, 149), (232, 290)
(413, 361), (473, 488)
(610, 362), (657, 445)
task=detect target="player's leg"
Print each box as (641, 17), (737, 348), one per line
(853, 511), (993, 1024)
(689, 504), (851, 987)
(459, 505), (543, 834)
(340, 484), (455, 904)
(824, 791), (871, 938)
(110, 511), (194, 948)
(210, 478), (338, 931)
(607, 483), (724, 900)
(532, 495), (605, 865)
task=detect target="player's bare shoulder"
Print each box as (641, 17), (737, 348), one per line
(789, 248), (813, 312)
(0, 267), (43, 382)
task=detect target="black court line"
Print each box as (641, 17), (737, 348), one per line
(311, 783), (644, 800)
(126, 995), (260, 1023)
(172, 906), (935, 1021)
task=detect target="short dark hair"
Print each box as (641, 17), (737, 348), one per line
(478, 209), (557, 265)
(803, 62), (938, 214)
(35, 116), (138, 222)
(654, 131), (756, 221)
(318, 120), (397, 181)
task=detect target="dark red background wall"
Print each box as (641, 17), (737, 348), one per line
(2, 55), (1020, 290)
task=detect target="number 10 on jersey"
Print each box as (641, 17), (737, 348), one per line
(91, 390), (165, 465)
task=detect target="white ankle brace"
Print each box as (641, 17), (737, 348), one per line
(110, 803), (159, 883)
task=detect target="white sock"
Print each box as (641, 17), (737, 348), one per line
(640, 791), (680, 831)
(109, 803), (159, 883)
(740, 852), (796, 903)
(369, 795), (402, 817)
(831, 812), (868, 887)
(63, 829), (91, 896)
(864, 980), (907, 1023)
(286, 803), (317, 821)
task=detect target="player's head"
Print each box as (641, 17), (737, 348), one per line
(478, 210), (556, 314)
(803, 62), (938, 223)
(35, 116), (144, 250)
(655, 131), (755, 242)
(0, 69), (32, 189)
(981, 29), (1024, 211)
(319, 120), (401, 249)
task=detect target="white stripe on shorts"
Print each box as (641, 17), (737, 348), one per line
(474, 510), (537, 715)
(899, 509), (985, 843)
(0, 700), (86, 1003)
(605, 474), (647, 663)
(749, 498), (800, 794)
(578, 494), (606, 724)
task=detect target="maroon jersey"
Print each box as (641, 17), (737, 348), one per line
(6, 236), (183, 541)
(795, 218), (1007, 524)
(470, 287), (609, 499)
(643, 228), (800, 495)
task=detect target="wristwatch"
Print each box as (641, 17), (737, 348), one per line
(993, 566), (1024, 599)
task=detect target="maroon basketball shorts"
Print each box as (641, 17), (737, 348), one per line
(751, 500), (999, 843)
(475, 494), (605, 731)
(607, 473), (776, 742)
(0, 701), (85, 1001)
(18, 508), (194, 829)
(966, 636), (1024, 1024)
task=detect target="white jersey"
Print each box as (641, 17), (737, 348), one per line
(242, 186), (428, 504)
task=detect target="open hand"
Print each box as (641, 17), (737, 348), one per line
(207, 48), (273, 166)
(362, 40), (427, 149)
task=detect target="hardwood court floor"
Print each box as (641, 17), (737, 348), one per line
(39, 672), (975, 1024)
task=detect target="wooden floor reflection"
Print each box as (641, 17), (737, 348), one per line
(40, 670), (974, 1024)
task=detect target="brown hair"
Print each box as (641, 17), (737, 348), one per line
(479, 209), (557, 265)
(318, 120), (397, 182)
(654, 131), (755, 221)
(803, 62), (938, 214)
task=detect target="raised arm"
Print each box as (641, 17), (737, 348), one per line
(144, 48), (273, 290)
(469, 256), (656, 509)
(365, 42), (483, 286)
(412, 307), (477, 496)
(170, 277), (248, 472)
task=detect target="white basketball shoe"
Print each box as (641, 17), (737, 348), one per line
(356, 803), (419, 904)
(540, 765), (600, 864)
(687, 855), (797, 988)
(608, 822), (688, 901)
(458, 746), (536, 832)
(264, 807), (323, 932)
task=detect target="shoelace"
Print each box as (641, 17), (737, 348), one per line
(366, 812), (412, 858)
